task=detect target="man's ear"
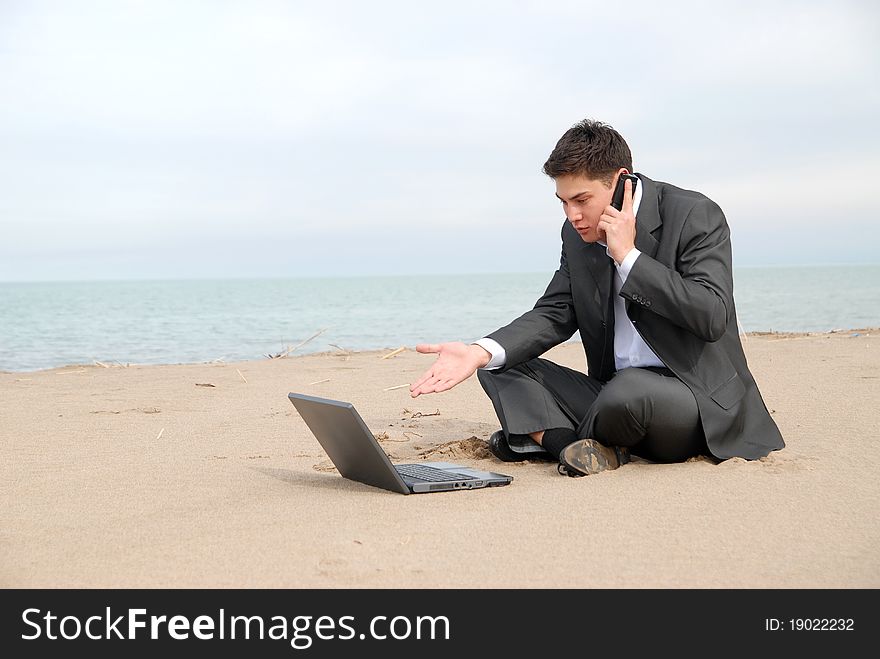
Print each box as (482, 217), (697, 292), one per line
(608, 168), (627, 188)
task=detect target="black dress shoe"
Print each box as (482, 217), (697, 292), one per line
(487, 430), (554, 462)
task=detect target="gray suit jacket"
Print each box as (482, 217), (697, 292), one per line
(486, 174), (784, 460)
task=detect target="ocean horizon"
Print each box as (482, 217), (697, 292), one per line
(2, 264), (878, 373)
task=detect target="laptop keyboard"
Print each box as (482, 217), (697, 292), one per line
(395, 464), (475, 482)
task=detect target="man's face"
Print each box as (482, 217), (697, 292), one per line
(555, 172), (620, 243)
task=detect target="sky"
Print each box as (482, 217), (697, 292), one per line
(1, 0), (878, 282)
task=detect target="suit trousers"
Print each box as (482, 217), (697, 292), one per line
(477, 358), (709, 463)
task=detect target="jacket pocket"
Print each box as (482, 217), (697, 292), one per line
(709, 372), (746, 410)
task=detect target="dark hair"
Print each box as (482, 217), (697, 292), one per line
(542, 119), (633, 186)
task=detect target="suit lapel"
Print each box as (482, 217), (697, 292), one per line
(633, 174), (661, 259)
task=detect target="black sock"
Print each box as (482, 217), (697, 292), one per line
(538, 427), (578, 459)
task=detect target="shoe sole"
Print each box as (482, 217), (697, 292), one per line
(559, 439), (630, 477)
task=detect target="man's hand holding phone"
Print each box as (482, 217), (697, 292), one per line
(599, 174), (638, 265)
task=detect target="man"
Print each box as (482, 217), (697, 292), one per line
(409, 119), (784, 477)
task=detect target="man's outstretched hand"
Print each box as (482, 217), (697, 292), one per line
(409, 342), (491, 398)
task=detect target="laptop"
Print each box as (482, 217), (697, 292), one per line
(288, 393), (512, 494)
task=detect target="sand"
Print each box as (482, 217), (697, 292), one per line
(1, 330), (878, 588)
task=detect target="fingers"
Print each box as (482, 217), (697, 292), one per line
(409, 370), (434, 392)
(423, 378), (457, 394)
(410, 378), (439, 397)
(409, 373), (458, 397)
(410, 366), (442, 394)
(434, 378), (457, 392)
(623, 178), (634, 213)
(416, 344), (441, 354)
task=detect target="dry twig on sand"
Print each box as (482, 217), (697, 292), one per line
(309, 378), (331, 385)
(406, 409), (440, 418)
(383, 383), (410, 391)
(236, 369), (248, 384)
(268, 328), (329, 359)
(380, 346), (406, 360)
(92, 360), (130, 368)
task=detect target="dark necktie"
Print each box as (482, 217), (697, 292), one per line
(600, 261), (616, 380)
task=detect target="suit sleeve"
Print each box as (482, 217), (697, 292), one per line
(620, 197), (733, 342)
(485, 227), (578, 371)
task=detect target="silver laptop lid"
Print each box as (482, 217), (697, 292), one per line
(288, 393), (410, 494)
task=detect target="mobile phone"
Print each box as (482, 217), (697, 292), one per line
(611, 173), (639, 211)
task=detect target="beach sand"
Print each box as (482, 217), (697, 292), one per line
(2, 330), (878, 588)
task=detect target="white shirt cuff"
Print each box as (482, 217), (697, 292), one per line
(615, 247), (641, 282)
(473, 338), (506, 370)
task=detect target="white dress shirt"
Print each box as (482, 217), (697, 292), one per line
(475, 178), (665, 372)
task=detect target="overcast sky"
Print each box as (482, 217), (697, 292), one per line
(1, 0), (878, 282)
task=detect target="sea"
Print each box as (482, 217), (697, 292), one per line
(1, 265), (878, 373)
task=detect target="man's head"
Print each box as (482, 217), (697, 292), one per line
(543, 119), (633, 243)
